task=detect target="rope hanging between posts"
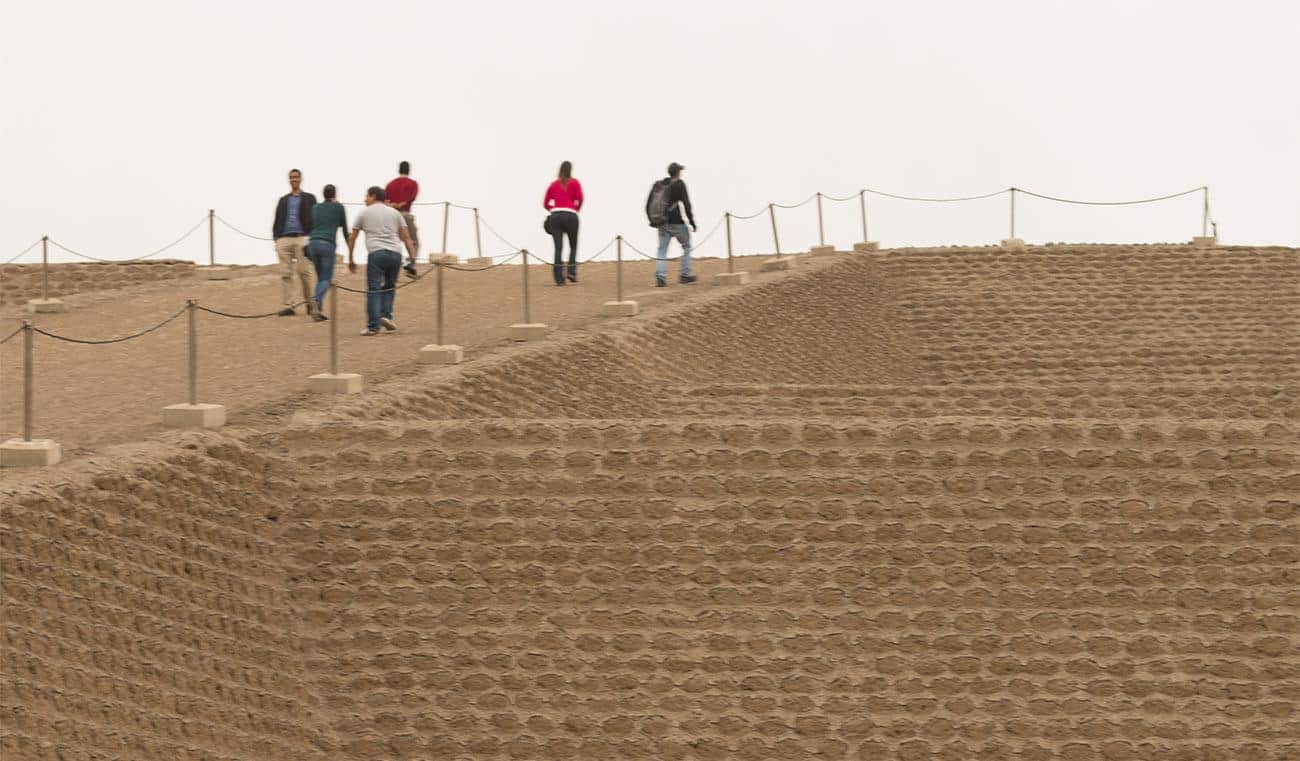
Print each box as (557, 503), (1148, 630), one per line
(47, 216), (209, 263)
(771, 193), (818, 210)
(4, 239), (43, 266)
(443, 251), (523, 272)
(29, 306), (188, 344)
(0, 325), (24, 345)
(195, 299), (315, 319)
(214, 215), (274, 241)
(1015, 186), (1205, 206)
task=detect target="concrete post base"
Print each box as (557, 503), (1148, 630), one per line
(1000, 238), (1027, 250)
(419, 344), (463, 364)
(464, 257), (493, 268)
(0, 438), (62, 468)
(509, 323), (548, 341)
(162, 403), (227, 429)
(760, 257), (795, 272)
(307, 372), (363, 394)
(427, 253), (458, 264)
(853, 241), (880, 252)
(601, 300), (639, 317)
(204, 267), (232, 281)
(809, 245), (836, 256)
(712, 271), (750, 286)
(27, 298), (67, 313)
(1192, 236), (1217, 248)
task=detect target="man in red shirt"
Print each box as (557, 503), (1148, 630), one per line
(385, 161), (420, 277)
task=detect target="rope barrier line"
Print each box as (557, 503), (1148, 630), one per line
(335, 261), (440, 294)
(729, 206), (769, 220)
(0, 326), (23, 345)
(771, 193), (818, 210)
(4, 239), (43, 266)
(1016, 185), (1205, 206)
(29, 306), (188, 345)
(48, 216), (209, 263)
(821, 191), (861, 202)
(444, 251), (523, 272)
(195, 299), (314, 320)
(214, 215), (274, 241)
(864, 187), (1010, 203)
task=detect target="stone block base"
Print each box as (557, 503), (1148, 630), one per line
(0, 438), (62, 468)
(1000, 238), (1027, 250)
(204, 267), (232, 281)
(810, 244), (836, 256)
(307, 372), (363, 394)
(464, 257), (493, 268)
(427, 253), (458, 264)
(419, 344), (463, 364)
(162, 403), (227, 429)
(509, 323), (548, 341)
(853, 241), (880, 252)
(1192, 236), (1217, 248)
(712, 271), (750, 286)
(601, 300), (639, 317)
(26, 298), (67, 313)
(760, 257), (795, 272)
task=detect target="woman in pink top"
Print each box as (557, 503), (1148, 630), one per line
(543, 161), (584, 285)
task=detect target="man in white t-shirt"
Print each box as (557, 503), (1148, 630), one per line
(347, 186), (419, 336)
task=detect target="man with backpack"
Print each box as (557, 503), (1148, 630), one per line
(645, 162), (697, 286)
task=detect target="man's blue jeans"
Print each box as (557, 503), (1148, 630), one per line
(365, 249), (401, 331)
(305, 239), (335, 312)
(656, 224), (692, 278)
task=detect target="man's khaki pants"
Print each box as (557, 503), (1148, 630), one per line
(402, 213), (419, 255)
(275, 236), (315, 309)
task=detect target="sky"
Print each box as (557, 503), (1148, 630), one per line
(2, 0), (1297, 267)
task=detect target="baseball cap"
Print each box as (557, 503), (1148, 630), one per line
(667, 162), (685, 175)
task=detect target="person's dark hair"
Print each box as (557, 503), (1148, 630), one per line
(558, 161), (572, 182)
(367, 185), (386, 201)
(398, 161), (410, 175)
(323, 184), (336, 200)
(289, 168), (302, 177)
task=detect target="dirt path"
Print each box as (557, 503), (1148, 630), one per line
(0, 253), (811, 457)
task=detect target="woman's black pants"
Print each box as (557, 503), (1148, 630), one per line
(547, 211), (579, 284)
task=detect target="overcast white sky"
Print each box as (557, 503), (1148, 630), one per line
(3, 0), (1297, 266)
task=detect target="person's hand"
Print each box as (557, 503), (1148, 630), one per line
(691, 224), (698, 233)
(348, 261), (358, 274)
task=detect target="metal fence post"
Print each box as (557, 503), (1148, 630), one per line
(436, 261), (445, 346)
(186, 299), (198, 405)
(1202, 187), (1209, 238)
(816, 192), (825, 246)
(22, 321), (33, 442)
(441, 201), (451, 255)
(768, 203), (782, 257)
(1009, 187), (1017, 239)
(208, 209), (215, 266)
(474, 208), (483, 260)
(522, 249), (531, 324)
(616, 235), (624, 303)
(329, 281), (339, 375)
(41, 236), (49, 301)
(725, 213), (734, 273)
(859, 190), (869, 242)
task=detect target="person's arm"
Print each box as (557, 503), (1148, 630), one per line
(645, 185), (654, 220)
(573, 179), (584, 212)
(679, 183), (696, 230)
(543, 181), (554, 210)
(302, 195), (315, 235)
(346, 227), (360, 273)
(338, 207), (348, 243)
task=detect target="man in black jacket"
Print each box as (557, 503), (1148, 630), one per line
(646, 162), (697, 286)
(272, 169), (318, 316)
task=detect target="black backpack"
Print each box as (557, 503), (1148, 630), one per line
(647, 180), (673, 227)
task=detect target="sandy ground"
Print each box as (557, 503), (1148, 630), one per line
(0, 254), (788, 456)
(3, 244), (1298, 761)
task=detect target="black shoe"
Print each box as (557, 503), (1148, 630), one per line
(554, 280), (565, 287)
(403, 262), (418, 279)
(312, 313), (328, 322)
(567, 274), (577, 283)
(680, 274), (698, 284)
(277, 307), (296, 317)
(655, 275), (666, 288)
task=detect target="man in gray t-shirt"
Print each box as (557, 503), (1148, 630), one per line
(347, 186), (419, 335)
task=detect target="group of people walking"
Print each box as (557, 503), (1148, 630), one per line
(271, 160), (698, 335)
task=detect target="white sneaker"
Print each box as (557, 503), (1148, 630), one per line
(379, 317), (397, 331)
(360, 329), (379, 336)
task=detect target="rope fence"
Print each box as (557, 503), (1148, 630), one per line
(0, 178), (1223, 464)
